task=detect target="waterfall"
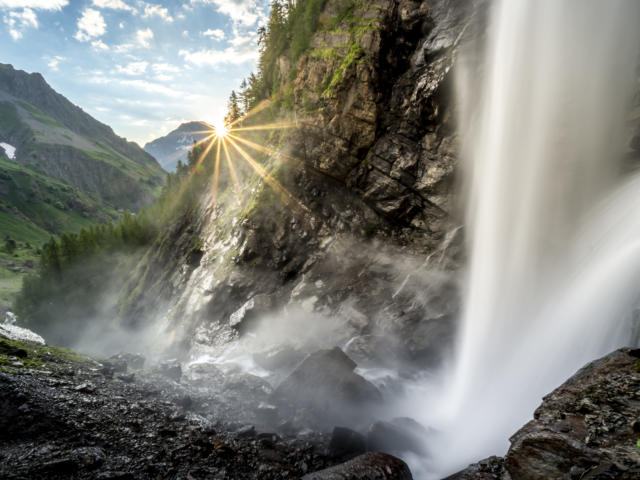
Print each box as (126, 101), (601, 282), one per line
(409, 1), (640, 477)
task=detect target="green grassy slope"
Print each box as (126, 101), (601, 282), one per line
(0, 156), (121, 309)
(0, 64), (169, 308)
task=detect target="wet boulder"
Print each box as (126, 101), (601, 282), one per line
(302, 452), (413, 479)
(110, 352), (145, 370)
(443, 456), (505, 480)
(272, 347), (382, 428)
(329, 426), (367, 458)
(103, 359), (127, 374)
(229, 294), (274, 334)
(184, 361), (225, 382)
(448, 349), (640, 479)
(502, 349), (640, 480)
(366, 417), (430, 456)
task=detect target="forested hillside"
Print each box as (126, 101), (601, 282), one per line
(0, 64), (166, 309)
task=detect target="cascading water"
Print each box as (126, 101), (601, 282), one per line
(403, 1), (640, 478)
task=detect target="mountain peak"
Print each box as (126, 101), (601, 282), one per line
(144, 121), (211, 171)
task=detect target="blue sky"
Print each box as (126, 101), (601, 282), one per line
(0, 0), (270, 146)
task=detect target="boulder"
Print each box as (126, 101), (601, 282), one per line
(448, 349), (640, 479)
(302, 452), (413, 479)
(272, 347), (382, 428)
(103, 358), (127, 374)
(366, 418), (430, 456)
(443, 456), (505, 480)
(184, 361), (224, 382)
(503, 349), (640, 480)
(110, 352), (145, 370)
(329, 426), (367, 458)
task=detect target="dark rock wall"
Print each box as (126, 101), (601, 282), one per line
(290, 0), (480, 250)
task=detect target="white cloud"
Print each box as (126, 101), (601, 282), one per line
(142, 3), (172, 22)
(118, 79), (182, 97)
(117, 61), (148, 75)
(91, 0), (136, 13)
(229, 32), (254, 47)
(85, 76), (183, 100)
(47, 55), (64, 70)
(119, 21), (123, 28)
(135, 27), (153, 47)
(190, 0), (264, 27)
(114, 42), (133, 53)
(152, 63), (180, 74)
(0, 0), (67, 9)
(179, 45), (258, 67)
(91, 39), (109, 50)
(3, 7), (37, 40)
(74, 8), (106, 42)
(202, 28), (224, 40)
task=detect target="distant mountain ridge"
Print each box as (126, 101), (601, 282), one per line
(0, 63), (166, 210)
(144, 121), (211, 171)
(0, 63), (168, 249)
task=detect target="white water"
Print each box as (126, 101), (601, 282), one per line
(408, 1), (640, 477)
(0, 142), (16, 159)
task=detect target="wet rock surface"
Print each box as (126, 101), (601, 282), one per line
(302, 452), (413, 480)
(366, 418), (430, 457)
(0, 333), (431, 480)
(272, 347), (383, 429)
(0, 336), (347, 480)
(447, 348), (640, 480)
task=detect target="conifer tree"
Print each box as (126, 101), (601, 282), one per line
(225, 90), (242, 124)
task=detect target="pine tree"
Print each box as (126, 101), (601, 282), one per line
(225, 90), (242, 124)
(238, 79), (249, 115)
(40, 237), (61, 276)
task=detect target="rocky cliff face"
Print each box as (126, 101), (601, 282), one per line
(447, 348), (640, 480)
(288, 0), (477, 245)
(117, 0), (480, 373)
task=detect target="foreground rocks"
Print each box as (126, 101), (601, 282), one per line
(448, 348), (640, 480)
(0, 336), (336, 479)
(0, 335), (417, 479)
(4, 334), (640, 479)
(272, 347), (383, 428)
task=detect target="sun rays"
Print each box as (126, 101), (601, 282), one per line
(181, 102), (307, 214)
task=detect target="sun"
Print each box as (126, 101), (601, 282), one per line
(213, 119), (229, 138)
(185, 103), (307, 215)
